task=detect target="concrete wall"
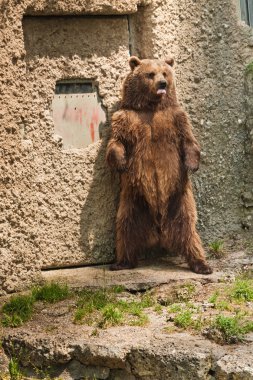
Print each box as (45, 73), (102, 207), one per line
(0, 0), (253, 294)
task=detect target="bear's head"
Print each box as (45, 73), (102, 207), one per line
(121, 57), (178, 111)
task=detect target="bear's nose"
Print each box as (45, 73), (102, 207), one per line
(158, 80), (167, 89)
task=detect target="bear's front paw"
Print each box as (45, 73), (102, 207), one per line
(185, 157), (199, 172)
(184, 148), (200, 172)
(116, 157), (128, 173)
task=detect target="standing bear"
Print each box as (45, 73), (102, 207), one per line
(106, 56), (212, 274)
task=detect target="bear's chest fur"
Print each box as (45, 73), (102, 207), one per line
(127, 110), (180, 146)
(124, 109), (184, 211)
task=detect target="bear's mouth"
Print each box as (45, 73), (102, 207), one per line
(157, 89), (167, 95)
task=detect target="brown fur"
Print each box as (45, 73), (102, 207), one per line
(106, 57), (212, 274)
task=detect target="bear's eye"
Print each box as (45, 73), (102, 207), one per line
(147, 72), (155, 79)
(163, 72), (167, 77)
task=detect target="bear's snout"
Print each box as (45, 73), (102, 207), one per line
(157, 80), (167, 89)
(156, 79), (168, 95)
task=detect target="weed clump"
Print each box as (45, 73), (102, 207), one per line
(174, 310), (193, 328)
(208, 291), (231, 311)
(230, 279), (253, 302)
(74, 288), (152, 328)
(246, 61), (253, 75)
(208, 240), (225, 258)
(1, 282), (70, 327)
(208, 291), (219, 304)
(32, 282), (70, 303)
(168, 303), (182, 313)
(212, 314), (253, 343)
(74, 289), (111, 325)
(8, 358), (22, 380)
(100, 305), (123, 327)
(2, 295), (35, 327)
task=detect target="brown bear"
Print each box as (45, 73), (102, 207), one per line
(106, 56), (212, 274)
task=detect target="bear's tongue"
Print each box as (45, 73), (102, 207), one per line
(157, 89), (166, 95)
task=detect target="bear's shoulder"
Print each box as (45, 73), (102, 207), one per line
(112, 109), (139, 125)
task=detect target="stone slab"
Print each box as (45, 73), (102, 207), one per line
(42, 258), (223, 292)
(2, 327), (253, 380)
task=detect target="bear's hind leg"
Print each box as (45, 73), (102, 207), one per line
(170, 226), (212, 274)
(110, 235), (137, 271)
(110, 194), (155, 271)
(164, 188), (212, 275)
(184, 232), (213, 274)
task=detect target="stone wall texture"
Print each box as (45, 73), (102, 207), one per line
(0, 0), (253, 294)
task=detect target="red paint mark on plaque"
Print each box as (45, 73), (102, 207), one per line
(90, 122), (95, 142)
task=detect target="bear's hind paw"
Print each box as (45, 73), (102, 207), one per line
(110, 262), (136, 271)
(190, 260), (213, 275)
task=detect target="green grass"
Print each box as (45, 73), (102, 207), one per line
(246, 61), (253, 74)
(209, 291), (231, 310)
(74, 308), (88, 323)
(111, 285), (125, 294)
(208, 291), (219, 304)
(192, 316), (205, 331)
(208, 240), (224, 258)
(32, 282), (70, 303)
(168, 303), (183, 313)
(230, 279), (253, 302)
(75, 289), (111, 313)
(100, 305), (123, 327)
(213, 314), (253, 343)
(9, 358), (22, 380)
(139, 293), (156, 308)
(208, 279), (253, 310)
(74, 288), (152, 327)
(2, 295), (35, 327)
(117, 299), (149, 326)
(154, 304), (162, 314)
(165, 278), (253, 341)
(1, 282), (71, 327)
(215, 300), (231, 311)
(174, 310), (193, 328)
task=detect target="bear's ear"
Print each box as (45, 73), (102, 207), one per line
(165, 57), (175, 67)
(129, 56), (141, 70)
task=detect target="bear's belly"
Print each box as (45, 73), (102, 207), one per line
(129, 142), (181, 214)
